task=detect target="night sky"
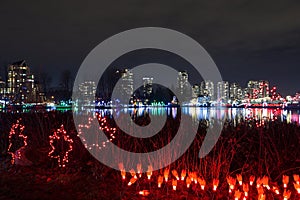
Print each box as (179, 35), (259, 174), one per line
(0, 1), (300, 96)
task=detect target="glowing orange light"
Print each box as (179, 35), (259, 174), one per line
(294, 182), (300, 194)
(243, 183), (249, 197)
(236, 174), (243, 186)
(130, 169), (137, 179)
(234, 189), (241, 200)
(256, 177), (262, 188)
(294, 174), (300, 185)
(158, 175), (163, 188)
(198, 177), (206, 190)
(186, 176), (191, 188)
(213, 178), (219, 191)
(272, 186), (280, 195)
(283, 175), (289, 188)
(147, 165), (153, 180)
(128, 177), (137, 186)
(249, 175), (255, 186)
(181, 169), (186, 181)
(283, 189), (291, 200)
(137, 163), (142, 177)
(139, 190), (150, 196)
(164, 168), (169, 182)
(172, 169), (179, 180)
(121, 170), (126, 180)
(262, 176), (270, 190)
(172, 179), (177, 191)
(257, 186), (265, 200)
(227, 176), (236, 193)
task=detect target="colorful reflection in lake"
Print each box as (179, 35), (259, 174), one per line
(96, 107), (300, 126)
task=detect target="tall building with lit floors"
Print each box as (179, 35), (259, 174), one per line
(115, 69), (134, 104)
(258, 80), (269, 98)
(246, 80), (259, 99)
(142, 77), (153, 105)
(217, 81), (229, 102)
(177, 71), (191, 100)
(0, 77), (5, 99)
(229, 83), (243, 101)
(192, 84), (201, 98)
(201, 80), (214, 101)
(6, 60), (44, 104)
(78, 81), (96, 106)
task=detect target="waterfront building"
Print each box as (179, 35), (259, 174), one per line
(79, 81), (96, 106)
(142, 77), (153, 104)
(192, 84), (201, 98)
(230, 82), (243, 100)
(0, 77), (5, 99)
(6, 60), (44, 104)
(177, 71), (189, 96)
(258, 80), (269, 98)
(217, 81), (229, 102)
(200, 80), (214, 101)
(115, 69), (134, 104)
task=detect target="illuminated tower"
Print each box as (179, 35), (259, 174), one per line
(246, 80), (259, 99)
(230, 83), (243, 100)
(142, 77), (153, 104)
(6, 60), (39, 104)
(192, 84), (201, 98)
(115, 69), (134, 104)
(201, 80), (214, 101)
(79, 81), (96, 106)
(177, 71), (189, 96)
(0, 77), (5, 99)
(258, 80), (269, 98)
(217, 81), (229, 102)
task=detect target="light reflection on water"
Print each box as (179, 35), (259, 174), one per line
(95, 107), (300, 126)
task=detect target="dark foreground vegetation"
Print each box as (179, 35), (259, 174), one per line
(0, 111), (299, 200)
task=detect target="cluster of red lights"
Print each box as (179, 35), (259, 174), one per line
(77, 113), (116, 151)
(48, 125), (73, 168)
(7, 118), (27, 164)
(119, 163), (300, 199)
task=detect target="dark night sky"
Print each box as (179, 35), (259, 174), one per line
(0, 0), (300, 96)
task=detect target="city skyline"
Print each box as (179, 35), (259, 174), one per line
(0, 1), (300, 96)
(0, 59), (299, 96)
(1, 61), (298, 109)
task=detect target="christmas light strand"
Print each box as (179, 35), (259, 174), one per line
(48, 125), (73, 168)
(7, 119), (27, 164)
(77, 112), (116, 151)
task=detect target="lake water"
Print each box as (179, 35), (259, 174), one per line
(95, 107), (300, 126)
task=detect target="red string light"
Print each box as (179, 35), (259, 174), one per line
(77, 113), (116, 151)
(7, 118), (27, 164)
(48, 125), (73, 168)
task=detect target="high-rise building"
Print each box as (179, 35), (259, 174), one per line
(6, 60), (43, 104)
(142, 77), (153, 104)
(192, 84), (201, 98)
(258, 80), (269, 98)
(0, 77), (5, 99)
(177, 71), (189, 96)
(246, 80), (269, 99)
(115, 69), (134, 103)
(143, 77), (153, 96)
(230, 83), (243, 100)
(79, 81), (96, 106)
(217, 81), (229, 102)
(201, 80), (214, 100)
(246, 80), (260, 99)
